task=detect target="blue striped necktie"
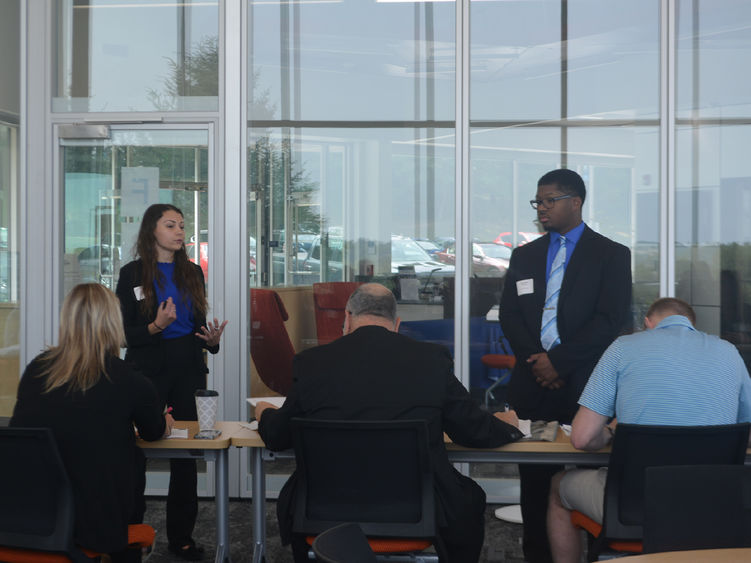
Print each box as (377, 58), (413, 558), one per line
(541, 236), (566, 351)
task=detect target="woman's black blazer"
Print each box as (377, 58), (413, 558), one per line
(115, 259), (219, 379)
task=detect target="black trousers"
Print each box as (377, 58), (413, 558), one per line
(148, 335), (206, 549)
(519, 463), (562, 563)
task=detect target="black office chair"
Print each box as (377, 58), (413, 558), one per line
(643, 464), (751, 553)
(0, 426), (154, 563)
(312, 522), (377, 563)
(290, 418), (443, 562)
(571, 422), (751, 561)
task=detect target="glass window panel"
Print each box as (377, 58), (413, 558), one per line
(471, 0), (659, 121)
(53, 1), (219, 112)
(247, 126), (456, 406)
(248, 0), (455, 120)
(675, 3), (751, 370)
(0, 0), (20, 419)
(676, 0), (751, 119)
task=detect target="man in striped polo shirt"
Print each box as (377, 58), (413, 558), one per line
(545, 297), (751, 563)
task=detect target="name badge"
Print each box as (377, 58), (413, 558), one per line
(516, 279), (534, 296)
(133, 286), (145, 301)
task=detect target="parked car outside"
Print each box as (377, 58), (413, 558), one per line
(435, 242), (510, 277)
(301, 234), (455, 282)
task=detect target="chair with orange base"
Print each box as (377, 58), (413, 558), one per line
(569, 422), (750, 561)
(290, 418), (445, 562)
(0, 427), (155, 563)
(312, 282), (362, 346)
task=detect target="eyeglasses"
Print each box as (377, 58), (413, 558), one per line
(529, 194), (574, 210)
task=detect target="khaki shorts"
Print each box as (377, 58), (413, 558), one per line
(559, 467), (608, 523)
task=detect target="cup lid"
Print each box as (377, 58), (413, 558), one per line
(194, 389), (219, 397)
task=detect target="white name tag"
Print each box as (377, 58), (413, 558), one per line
(516, 279), (534, 296)
(133, 286), (145, 301)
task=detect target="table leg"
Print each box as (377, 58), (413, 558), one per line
(214, 449), (232, 563)
(251, 447), (266, 563)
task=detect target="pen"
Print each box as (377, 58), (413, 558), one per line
(164, 406), (173, 415)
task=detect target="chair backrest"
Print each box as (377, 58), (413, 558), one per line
(643, 464), (751, 553)
(312, 523), (377, 563)
(312, 282), (362, 346)
(0, 427), (84, 560)
(250, 288), (296, 395)
(602, 423), (751, 542)
(290, 418), (436, 539)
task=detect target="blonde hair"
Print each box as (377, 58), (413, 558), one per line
(41, 283), (125, 393)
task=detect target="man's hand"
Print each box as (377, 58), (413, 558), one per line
(163, 413), (175, 438)
(528, 352), (564, 389)
(255, 401), (279, 421)
(494, 409), (519, 428)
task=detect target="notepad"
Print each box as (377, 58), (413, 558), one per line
(167, 428), (189, 439)
(247, 397), (286, 408)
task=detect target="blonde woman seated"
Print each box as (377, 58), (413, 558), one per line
(10, 283), (173, 562)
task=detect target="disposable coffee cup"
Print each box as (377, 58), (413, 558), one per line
(195, 389), (219, 431)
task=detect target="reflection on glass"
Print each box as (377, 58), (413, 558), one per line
(249, 0), (455, 120)
(675, 3), (751, 369)
(471, 0), (659, 121)
(0, 123), (19, 418)
(61, 129), (209, 297)
(53, 1), (219, 112)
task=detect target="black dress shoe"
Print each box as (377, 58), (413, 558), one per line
(168, 543), (205, 561)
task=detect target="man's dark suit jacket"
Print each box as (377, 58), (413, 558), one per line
(259, 325), (524, 544)
(499, 225), (632, 423)
(115, 259), (219, 380)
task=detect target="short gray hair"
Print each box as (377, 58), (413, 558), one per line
(346, 284), (397, 322)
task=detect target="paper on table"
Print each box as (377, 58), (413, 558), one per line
(239, 421), (259, 431)
(167, 428), (189, 439)
(247, 397), (286, 408)
(518, 419), (532, 438)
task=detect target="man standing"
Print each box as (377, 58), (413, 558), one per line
(257, 283), (524, 562)
(499, 168), (632, 562)
(546, 297), (751, 563)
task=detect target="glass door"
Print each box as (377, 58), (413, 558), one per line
(58, 124), (214, 493)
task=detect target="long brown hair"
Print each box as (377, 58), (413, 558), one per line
(134, 204), (207, 318)
(41, 284), (124, 393)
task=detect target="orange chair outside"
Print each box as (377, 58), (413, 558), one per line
(480, 354), (516, 371)
(250, 289), (296, 396)
(312, 282), (362, 345)
(570, 510), (643, 555)
(0, 524), (156, 563)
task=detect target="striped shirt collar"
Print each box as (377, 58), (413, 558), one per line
(655, 314), (696, 332)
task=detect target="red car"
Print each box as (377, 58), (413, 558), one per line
(494, 231), (543, 248)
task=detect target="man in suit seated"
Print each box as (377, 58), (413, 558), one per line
(546, 297), (751, 563)
(256, 282), (524, 562)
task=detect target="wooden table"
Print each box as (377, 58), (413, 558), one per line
(446, 430), (611, 465)
(230, 425), (267, 563)
(620, 548), (751, 562)
(230, 426), (611, 563)
(138, 421), (242, 563)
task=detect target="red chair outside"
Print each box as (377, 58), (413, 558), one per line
(312, 282), (362, 346)
(250, 289), (296, 396)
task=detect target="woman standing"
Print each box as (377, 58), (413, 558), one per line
(11, 283), (172, 562)
(116, 203), (227, 561)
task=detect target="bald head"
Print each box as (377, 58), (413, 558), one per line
(344, 283), (400, 333)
